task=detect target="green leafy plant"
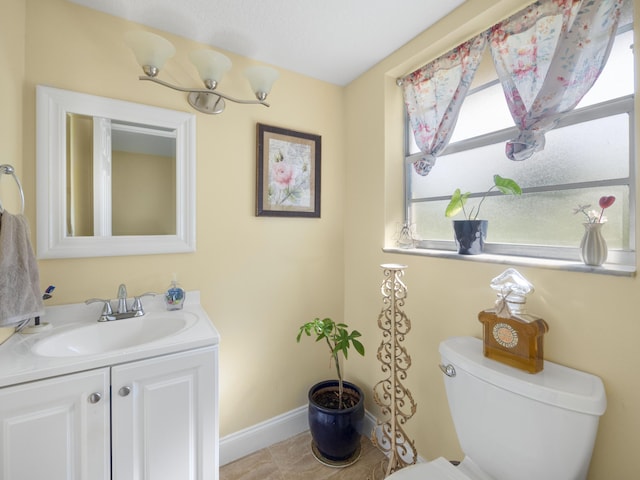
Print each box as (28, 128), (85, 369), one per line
(296, 317), (365, 409)
(445, 174), (522, 220)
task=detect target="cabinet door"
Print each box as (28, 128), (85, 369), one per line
(0, 368), (110, 480)
(112, 346), (218, 480)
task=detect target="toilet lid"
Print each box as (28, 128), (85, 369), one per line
(387, 457), (471, 480)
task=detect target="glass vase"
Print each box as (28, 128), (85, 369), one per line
(580, 223), (607, 266)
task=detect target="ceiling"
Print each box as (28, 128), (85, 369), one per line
(68, 0), (466, 86)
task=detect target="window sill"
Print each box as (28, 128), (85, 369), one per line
(383, 247), (636, 277)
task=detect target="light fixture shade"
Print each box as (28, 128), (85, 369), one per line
(124, 31), (176, 72)
(189, 49), (232, 85)
(245, 66), (279, 100)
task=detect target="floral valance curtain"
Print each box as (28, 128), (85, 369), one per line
(402, 0), (625, 173)
(402, 34), (487, 176)
(489, 0), (625, 161)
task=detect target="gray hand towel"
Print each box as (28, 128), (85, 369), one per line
(0, 212), (44, 326)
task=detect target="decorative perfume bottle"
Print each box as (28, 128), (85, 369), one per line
(477, 268), (549, 373)
(164, 274), (185, 311)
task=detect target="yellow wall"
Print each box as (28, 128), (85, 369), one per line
(4, 0), (639, 478)
(67, 113), (94, 236)
(0, 0), (25, 215)
(7, 0), (346, 437)
(344, 1), (640, 479)
(112, 151), (176, 235)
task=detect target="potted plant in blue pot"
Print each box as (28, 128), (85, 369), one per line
(445, 174), (521, 254)
(297, 317), (365, 467)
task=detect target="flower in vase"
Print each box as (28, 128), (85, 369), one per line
(573, 196), (615, 224)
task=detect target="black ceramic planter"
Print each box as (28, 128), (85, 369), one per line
(308, 380), (364, 467)
(453, 219), (488, 254)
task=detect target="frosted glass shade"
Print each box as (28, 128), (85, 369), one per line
(245, 66), (279, 99)
(189, 49), (232, 85)
(124, 31), (176, 73)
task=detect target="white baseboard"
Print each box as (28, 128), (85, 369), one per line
(219, 406), (308, 465)
(363, 409), (377, 438)
(220, 406), (379, 466)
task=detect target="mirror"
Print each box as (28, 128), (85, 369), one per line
(36, 85), (196, 258)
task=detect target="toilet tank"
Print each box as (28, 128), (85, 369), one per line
(439, 337), (606, 480)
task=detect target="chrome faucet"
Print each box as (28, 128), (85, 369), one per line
(86, 284), (156, 322)
(116, 283), (128, 314)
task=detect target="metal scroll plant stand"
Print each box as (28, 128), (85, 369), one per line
(372, 264), (417, 478)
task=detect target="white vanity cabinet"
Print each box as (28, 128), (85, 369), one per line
(0, 368), (111, 479)
(112, 346), (218, 480)
(0, 346), (218, 480)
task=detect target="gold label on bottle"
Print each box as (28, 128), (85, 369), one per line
(493, 323), (519, 348)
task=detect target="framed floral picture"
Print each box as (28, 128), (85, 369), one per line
(256, 123), (321, 217)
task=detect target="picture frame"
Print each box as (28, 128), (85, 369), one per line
(256, 123), (321, 217)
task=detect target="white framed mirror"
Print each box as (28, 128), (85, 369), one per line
(36, 85), (196, 259)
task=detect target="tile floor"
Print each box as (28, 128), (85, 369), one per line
(220, 431), (388, 480)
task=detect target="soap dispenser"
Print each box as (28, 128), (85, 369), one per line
(477, 268), (549, 373)
(164, 274), (185, 311)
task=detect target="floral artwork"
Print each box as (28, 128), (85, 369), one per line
(256, 124), (321, 217)
(267, 139), (311, 207)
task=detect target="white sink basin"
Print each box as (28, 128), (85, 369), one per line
(32, 313), (195, 357)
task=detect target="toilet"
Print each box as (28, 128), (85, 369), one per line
(388, 336), (607, 480)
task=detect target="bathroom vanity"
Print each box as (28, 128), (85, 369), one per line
(0, 292), (219, 480)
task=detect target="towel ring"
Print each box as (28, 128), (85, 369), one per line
(0, 164), (25, 215)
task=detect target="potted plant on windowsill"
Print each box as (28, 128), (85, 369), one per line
(445, 174), (522, 254)
(297, 317), (365, 467)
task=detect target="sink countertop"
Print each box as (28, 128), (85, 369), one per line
(0, 291), (219, 388)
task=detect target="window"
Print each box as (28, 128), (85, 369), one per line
(403, 25), (635, 268)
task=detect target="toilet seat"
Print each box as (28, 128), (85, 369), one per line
(387, 457), (471, 480)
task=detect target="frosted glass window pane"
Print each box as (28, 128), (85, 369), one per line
(408, 127), (419, 155)
(471, 186), (628, 249)
(411, 113), (628, 200)
(578, 29), (634, 108)
(407, 83), (512, 153)
(411, 200), (453, 241)
(411, 142), (512, 199)
(512, 114), (629, 187)
(450, 83), (512, 142)
(412, 186), (628, 249)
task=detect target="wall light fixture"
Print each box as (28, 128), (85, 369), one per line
(125, 31), (279, 115)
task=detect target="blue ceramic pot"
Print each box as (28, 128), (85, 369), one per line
(453, 220), (488, 254)
(308, 380), (364, 462)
